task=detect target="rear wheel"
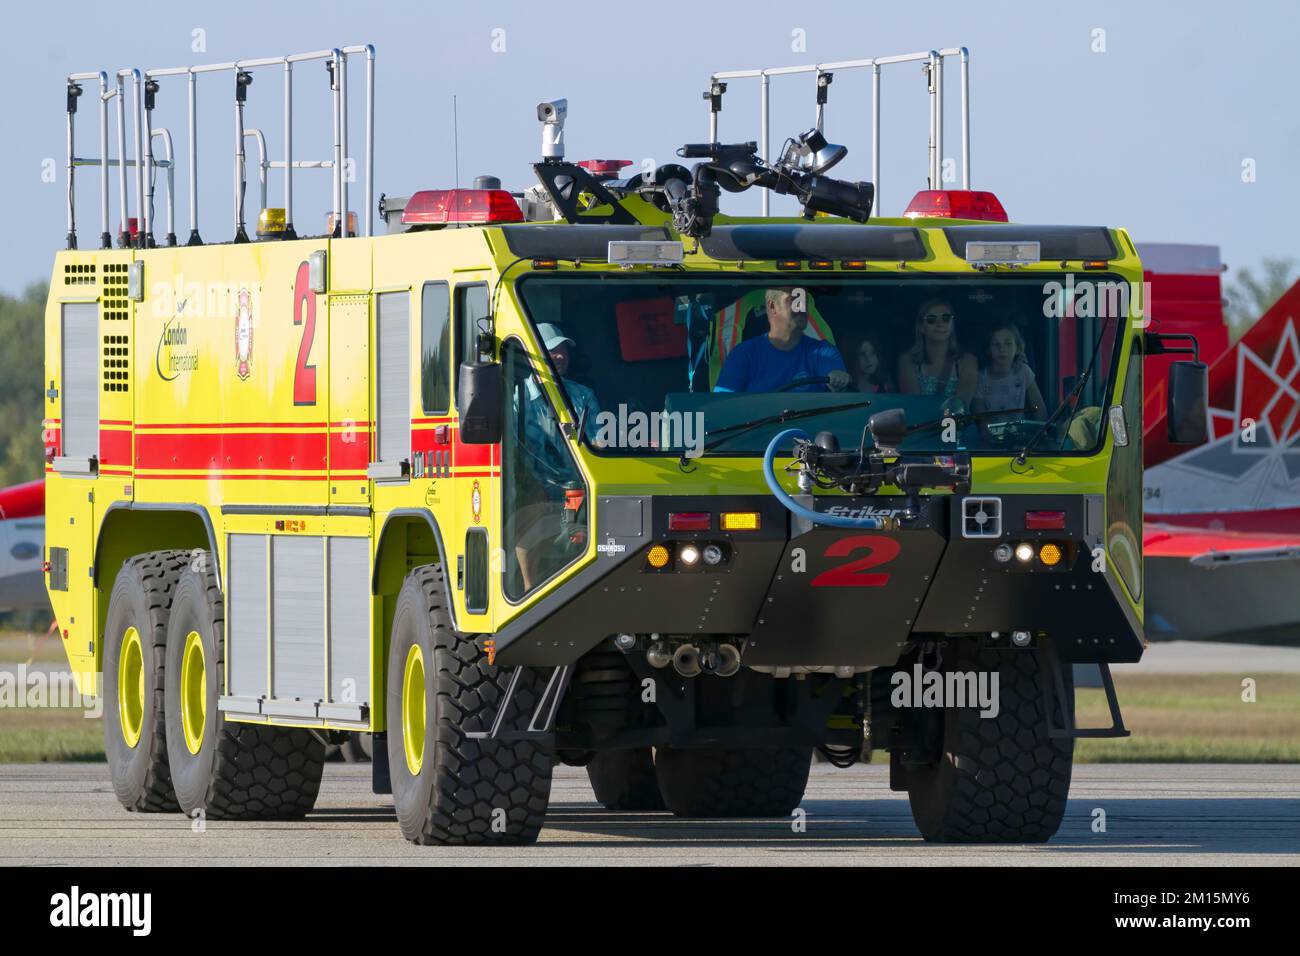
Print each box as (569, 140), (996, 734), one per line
(387, 565), (553, 845)
(102, 550), (192, 813)
(654, 746), (812, 818)
(904, 642), (1074, 843)
(587, 748), (665, 811)
(163, 558), (324, 820)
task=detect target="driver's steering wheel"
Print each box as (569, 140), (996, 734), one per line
(777, 375), (832, 392)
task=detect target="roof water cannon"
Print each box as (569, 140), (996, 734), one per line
(669, 129), (873, 238)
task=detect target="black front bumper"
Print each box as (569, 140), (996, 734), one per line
(492, 493), (1143, 667)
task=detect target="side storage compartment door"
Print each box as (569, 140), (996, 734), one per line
(48, 299), (99, 685)
(222, 530), (372, 728)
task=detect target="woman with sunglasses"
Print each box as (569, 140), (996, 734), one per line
(898, 297), (978, 412)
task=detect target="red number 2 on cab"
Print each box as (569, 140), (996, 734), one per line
(292, 260), (318, 406)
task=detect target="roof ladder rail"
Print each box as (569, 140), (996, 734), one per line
(706, 46), (972, 216)
(65, 43), (376, 249)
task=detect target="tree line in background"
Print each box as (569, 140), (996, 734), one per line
(0, 284), (46, 488)
(1225, 258), (1298, 343)
(0, 259), (1294, 486)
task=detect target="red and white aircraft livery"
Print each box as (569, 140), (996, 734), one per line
(1142, 242), (1300, 644)
(0, 480), (49, 612)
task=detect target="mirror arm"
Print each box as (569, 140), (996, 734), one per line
(1143, 331), (1200, 364)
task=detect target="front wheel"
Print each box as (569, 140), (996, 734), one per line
(904, 642), (1074, 843)
(386, 565), (553, 845)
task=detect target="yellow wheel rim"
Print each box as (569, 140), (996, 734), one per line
(180, 630), (207, 755)
(118, 626), (145, 749)
(402, 644), (427, 776)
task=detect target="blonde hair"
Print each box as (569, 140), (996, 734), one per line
(909, 297), (962, 367)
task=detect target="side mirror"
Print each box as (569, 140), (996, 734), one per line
(458, 361), (504, 444)
(868, 407), (907, 454)
(1167, 360), (1208, 445)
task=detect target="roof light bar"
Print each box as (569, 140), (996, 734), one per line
(607, 240), (684, 267)
(964, 240), (1040, 267)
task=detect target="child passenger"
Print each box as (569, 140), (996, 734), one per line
(972, 322), (1047, 420)
(851, 335), (894, 393)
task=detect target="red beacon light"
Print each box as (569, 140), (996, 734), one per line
(577, 159), (632, 181)
(903, 190), (1008, 222)
(401, 188), (524, 226)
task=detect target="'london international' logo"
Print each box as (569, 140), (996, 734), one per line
(235, 288), (254, 380)
(155, 298), (198, 381)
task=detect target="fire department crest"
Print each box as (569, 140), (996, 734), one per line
(471, 480), (482, 524)
(235, 288), (254, 380)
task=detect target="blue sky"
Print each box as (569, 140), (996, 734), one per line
(2, 0), (1296, 292)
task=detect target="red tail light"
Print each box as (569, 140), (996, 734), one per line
(903, 190), (1008, 222)
(668, 512), (711, 532)
(1025, 510), (1067, 530)
(402, 189), (524, 225)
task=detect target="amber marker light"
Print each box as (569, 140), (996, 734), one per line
(720, 512), (761, 531)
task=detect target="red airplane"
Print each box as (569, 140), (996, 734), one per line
(1141, 243), (1300, 644)
(0, 479), (48, 612)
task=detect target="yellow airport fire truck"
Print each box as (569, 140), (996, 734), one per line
(45, 43), (1207, 844)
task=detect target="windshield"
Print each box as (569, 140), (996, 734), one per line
(515, 274), (1126, 458)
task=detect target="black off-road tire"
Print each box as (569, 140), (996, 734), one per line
(587, 748), (665, 811)
(387, 565), (553, 845)
(102, 550), (193, 813)
(654, 746), (812, 818)
(340, 733), (372, 763)
(905, 642), (1074, 843)
(163, 558), (324, 820)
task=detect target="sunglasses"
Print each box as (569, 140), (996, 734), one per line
(923, 313), (955, 324)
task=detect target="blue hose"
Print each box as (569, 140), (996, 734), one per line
(763, 428), (886, 530)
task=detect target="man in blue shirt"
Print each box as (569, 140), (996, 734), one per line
(714, 288), (850, 393)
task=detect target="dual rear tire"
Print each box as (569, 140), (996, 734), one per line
(586, 745), (813, 818)
(101, 550), (324, 819)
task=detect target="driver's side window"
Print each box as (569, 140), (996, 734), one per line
(501, 339), (588, 602)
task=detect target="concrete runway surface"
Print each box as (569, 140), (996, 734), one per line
(1, 762), (1296, 866)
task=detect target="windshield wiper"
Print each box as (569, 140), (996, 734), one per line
(685, 398), (874, 465)
(1015, 313), (1115, 465)
(906, 407), (1027, 438)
